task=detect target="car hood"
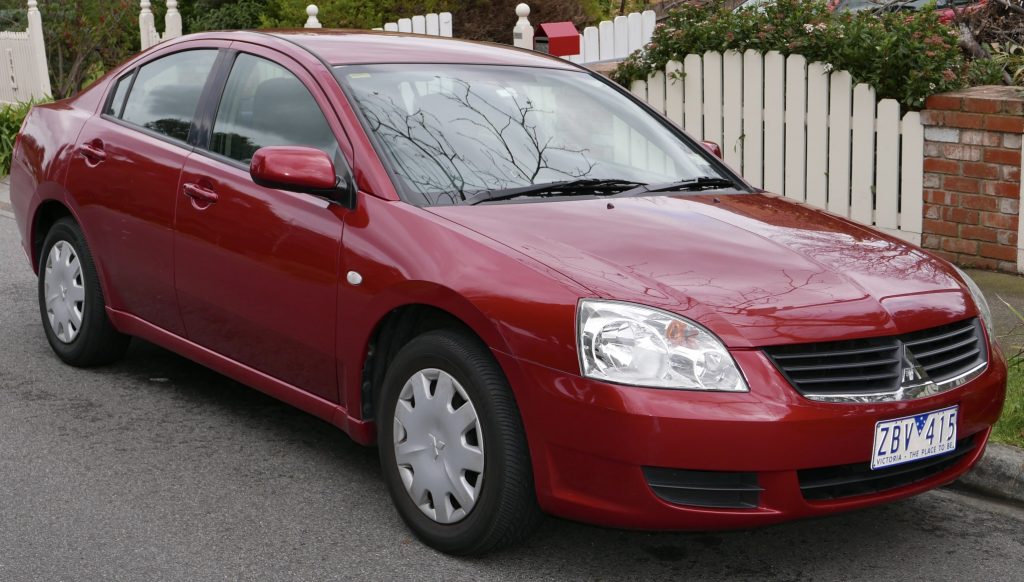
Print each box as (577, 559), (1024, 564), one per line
(427, 193), (971, 348)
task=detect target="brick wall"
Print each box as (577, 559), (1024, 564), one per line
(920, 86), (1024, 273)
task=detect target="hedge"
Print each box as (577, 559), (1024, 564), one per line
(612, 0), (1004, 110)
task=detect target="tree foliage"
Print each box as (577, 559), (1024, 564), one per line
(0, 0), (632, 100)
(185, 0), (267, 32)
(31, 0), (139, 99)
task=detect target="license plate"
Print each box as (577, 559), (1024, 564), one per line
(871, 405), (958, 470)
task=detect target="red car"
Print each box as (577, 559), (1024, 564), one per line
(10, 31), (1006, 555)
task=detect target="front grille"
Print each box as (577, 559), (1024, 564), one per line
(643, 467), (763, 509)
(764, 318), (985, 397)
(901, 319), (986, 382)
(798, 435), (977, 501)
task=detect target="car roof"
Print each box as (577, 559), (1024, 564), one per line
(264, 30), (581, 69)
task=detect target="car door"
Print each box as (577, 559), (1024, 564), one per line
(173, 48), (350, 402)
(66, 45), (224, 336)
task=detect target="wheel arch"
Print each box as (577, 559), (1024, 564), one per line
(29, 194), (121, 330)
(353, 290), (516, 424)
(30, 198), (76, 271)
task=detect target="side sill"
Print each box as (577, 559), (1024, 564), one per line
(106, 307), (376, 446)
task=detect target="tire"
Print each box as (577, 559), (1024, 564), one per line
(37, 217), (130, 367)
(377, 329), (543, 555)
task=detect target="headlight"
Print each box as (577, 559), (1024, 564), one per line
(577, 299), (748, 391)
(953, 266), (995, 339)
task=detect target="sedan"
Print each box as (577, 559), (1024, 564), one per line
(9, 30), (1006, 555)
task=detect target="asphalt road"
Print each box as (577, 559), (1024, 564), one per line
(1, 214), (1023, 581)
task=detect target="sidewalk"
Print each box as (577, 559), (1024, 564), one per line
(958, 268), (1024, 506)
(970, 268), (1024, 354)
(0, 174), (11, 218)
(0, 174), (9, 205)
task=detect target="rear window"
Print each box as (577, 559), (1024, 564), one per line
(103, 72), (133, 118)
(119, 50), (218, 143)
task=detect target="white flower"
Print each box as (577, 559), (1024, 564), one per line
(816, 23), (827, 31)
(929, 83), (936, 90)
(804, 23), (815, 33)
(823, 63), (833, 73)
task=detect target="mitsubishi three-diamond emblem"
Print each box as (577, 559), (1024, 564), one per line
(901, 345), (932, 390)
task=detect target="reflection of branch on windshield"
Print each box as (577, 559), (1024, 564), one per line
(445, 80), (595, 185)
(361, 93), (469, 205)
(357, 78), (595, 205)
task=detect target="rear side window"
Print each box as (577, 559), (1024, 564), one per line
(210, 53), (339, 164)
(120, 50), (218, 143)
(104, 72), (133, 117)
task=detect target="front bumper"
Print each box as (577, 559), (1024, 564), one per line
(496, 346), (1007, 530)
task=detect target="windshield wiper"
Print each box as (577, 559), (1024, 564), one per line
(464, 178), (645, 205)
(612, 176), (739, 198)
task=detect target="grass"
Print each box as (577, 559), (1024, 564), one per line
(992, 360), (1024, 448)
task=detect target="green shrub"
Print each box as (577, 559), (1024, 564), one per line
(187, 0), (267, 32)
(985, 42), (1024, 85)
(994, 360), (1024, 447)
(0, 99), (48, 176)
(994, 295), (1024, 447)
(0, 7), (26, 31)
(613, 0), (975, 110)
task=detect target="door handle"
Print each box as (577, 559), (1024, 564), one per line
(79, 142), (106, 164)
(183, 182), (219, 205)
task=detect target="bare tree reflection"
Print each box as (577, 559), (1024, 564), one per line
(356, 78), (595, 205)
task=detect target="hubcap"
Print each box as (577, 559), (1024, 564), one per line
(43, 240), (85, 343)
(393, 368), (484, 524)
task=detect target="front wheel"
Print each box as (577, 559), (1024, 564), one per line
(38, 218), (130, 366)
(377, 329), (543, 555)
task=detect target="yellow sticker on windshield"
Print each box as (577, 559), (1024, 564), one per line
(349, 73), (371, 79)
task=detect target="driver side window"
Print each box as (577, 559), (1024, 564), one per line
(210, 53), (340, 164)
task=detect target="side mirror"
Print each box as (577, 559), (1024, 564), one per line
(250, 146), (349, 202)
(701, 141), (723, 159)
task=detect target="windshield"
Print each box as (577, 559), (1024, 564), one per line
(335, 64), (726, 206)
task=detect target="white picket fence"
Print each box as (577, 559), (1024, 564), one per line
(628, 51), (924, 245)
(0, 0), (50, 104)
(375, 12), (453, 37)
(566, 10), (656, 64)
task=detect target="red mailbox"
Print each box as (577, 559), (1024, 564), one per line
(534, 22), (580, 57)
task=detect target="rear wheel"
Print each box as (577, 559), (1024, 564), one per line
(38, 218), (129, 366)
(377, 329), (543, 555)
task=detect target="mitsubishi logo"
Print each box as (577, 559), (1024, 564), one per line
(901, 346), (928, 386)
(429, 433), (446, 460)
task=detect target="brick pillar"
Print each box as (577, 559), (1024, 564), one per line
(920, 86), (1024, 273)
